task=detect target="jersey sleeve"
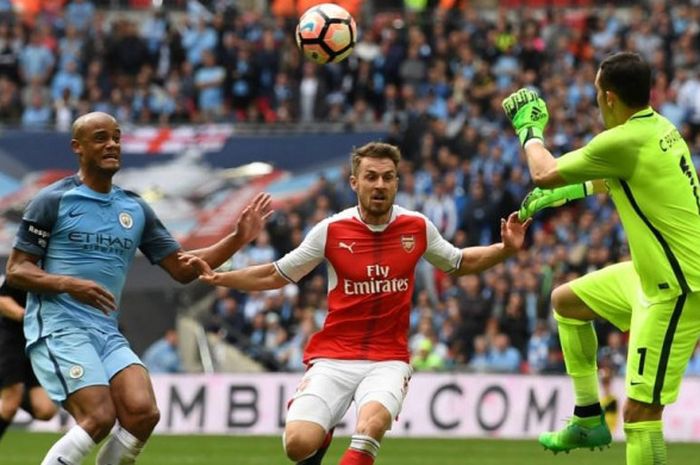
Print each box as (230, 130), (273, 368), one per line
(133, 195), (181, 264)
(422, 218), (462, 273)
(556, 128), (637, 183)
(273, 221), (327, 283)
(13, 188), (62, 258)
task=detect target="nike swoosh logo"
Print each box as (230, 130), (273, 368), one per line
(630, 381), (644, 386)
(68, 211), (83, 218)
(57, 457), (70, 465)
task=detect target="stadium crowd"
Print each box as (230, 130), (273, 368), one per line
(2, 0), (700, 375)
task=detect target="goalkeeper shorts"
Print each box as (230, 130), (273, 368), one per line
(570, 261), (700, 405)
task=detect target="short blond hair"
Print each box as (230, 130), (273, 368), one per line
(350, 142), (402, 176)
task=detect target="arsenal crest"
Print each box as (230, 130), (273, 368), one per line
(401, 235), (415, 253)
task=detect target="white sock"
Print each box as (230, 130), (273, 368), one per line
(96, 425), (145, 465)
(349, 434), (380, 458)
(41, 425), (96, 465)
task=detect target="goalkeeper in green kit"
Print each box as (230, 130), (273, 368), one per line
(503, 51), (700, 465)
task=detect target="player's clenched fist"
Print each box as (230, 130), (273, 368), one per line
(502, 88), (549, 147)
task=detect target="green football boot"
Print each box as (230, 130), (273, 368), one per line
(539, 414), (612, 454)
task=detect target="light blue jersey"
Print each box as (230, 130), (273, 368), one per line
(14, 175), (180, 347)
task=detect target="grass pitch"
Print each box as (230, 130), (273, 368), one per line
(2, 430), (699, 464)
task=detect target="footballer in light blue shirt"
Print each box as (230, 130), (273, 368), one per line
(7, 112), (272, 465)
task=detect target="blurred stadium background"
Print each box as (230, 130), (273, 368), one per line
(1, 0), (700, 462)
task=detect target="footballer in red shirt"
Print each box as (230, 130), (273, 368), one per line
(182, 142), (530, 465)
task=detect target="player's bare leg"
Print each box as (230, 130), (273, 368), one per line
(0, 383), (24, 440)
(96, 364), (160, 464)
(41, 386), (114, 465)
(1, 383), (57, 441)
(339, 401), (391, 465)
(284, 420), (328, 463)
(624, 399), (665, 465)
(539, 284), (611, 454)
(27, 385), (59, 420)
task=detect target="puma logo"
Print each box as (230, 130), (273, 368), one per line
(339, 241), (355, 253)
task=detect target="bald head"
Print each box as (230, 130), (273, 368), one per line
(70, 112), (122, 181)
(72, 112), (117, 141)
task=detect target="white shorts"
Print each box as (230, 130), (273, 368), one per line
(286, 359), (413, 431)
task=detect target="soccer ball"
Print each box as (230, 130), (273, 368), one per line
(296, 3), (357, 65)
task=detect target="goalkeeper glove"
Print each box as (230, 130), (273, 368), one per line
(518, 182), (593, 221)
(502, 88), (549, 147)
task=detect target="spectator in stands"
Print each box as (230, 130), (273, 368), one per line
(408, 315), (436, 354)
(527, 320), (553, 374)
(0, 22), (20, 83)
(194, 49), (225, 121)
(182, 16), (217, 67)
(57, 24), (84, 71)
(18, 31), (54, 86)
(422, 181), (458, 241)
(456, 274), (490, 347)
(486, 333), (521, 373)
(206, 287), (247, 346)
(142, 329), (182, 374)
(0, 76), (21, 121)
(141, 9), (168, 56)
(278, 313), (317, 372)
(54, 87), (77, 131)
(21, 90), (51, 129)
(247, 229), (276, 266)
(499, 292), (529, 357)
(411, 338), (445, 372)
(598, 330), (627, 376)
(65, 0), (96, 33)
(468, 334), (490, 373)
(108, 20), (149, 78)
(461, 180), (494, 246)
(50, 59), (83, 102)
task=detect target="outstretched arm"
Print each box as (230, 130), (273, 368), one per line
(454, 213), (531, 275)
(159, 192), (273, 283)
(518, 179), (608, 220)
(183, 217), (326, 289)
(178, 256), (288, 291)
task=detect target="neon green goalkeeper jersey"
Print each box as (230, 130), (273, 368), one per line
(557, 108), (700, 303)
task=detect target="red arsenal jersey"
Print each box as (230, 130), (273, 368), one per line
(274, 206), (461, 363)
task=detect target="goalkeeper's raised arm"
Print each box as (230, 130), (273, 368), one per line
(502, 87), (634, 189)
(502, 88), (566, 187)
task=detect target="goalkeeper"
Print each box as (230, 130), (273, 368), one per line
(503, 51), (700, 465)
